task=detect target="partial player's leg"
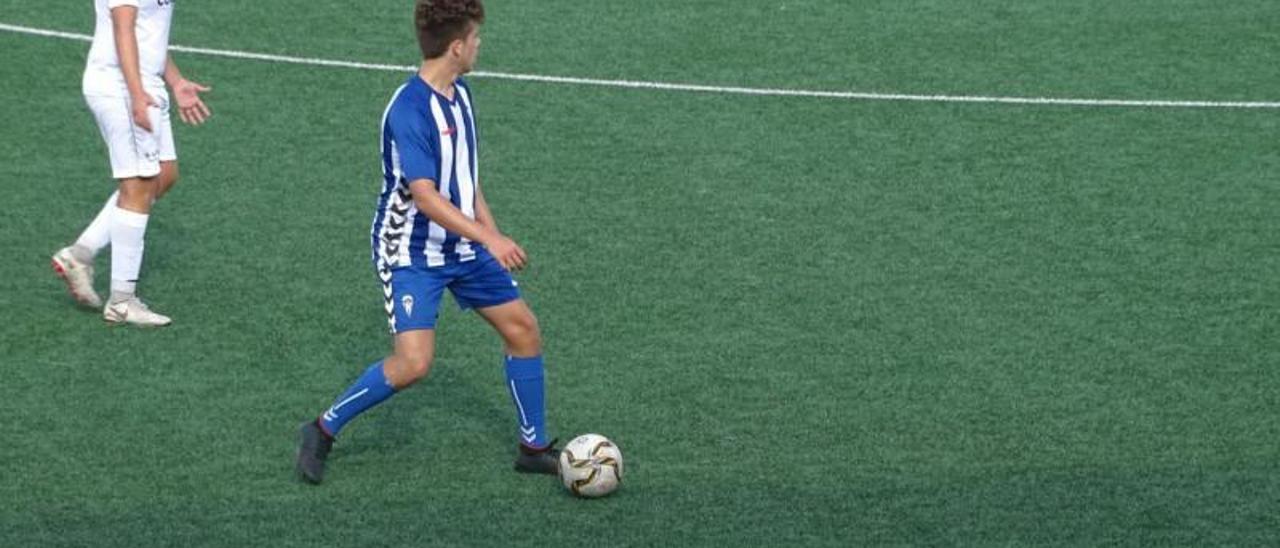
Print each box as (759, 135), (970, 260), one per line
(297, 329), (435, 484)
(297, 263), (448, 484)
(102, 175), (170, 327)
(154, 160), (180, 202)
(478, 298), (543, 357)
(323, 330), (437, 437)
(52, 190), (117, 308)
(53, 95), (135, 309)
(472, 291), (559, 475)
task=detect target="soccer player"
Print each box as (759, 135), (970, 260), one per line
(51, 0), (212, 327)
(295, 0), (558, 484)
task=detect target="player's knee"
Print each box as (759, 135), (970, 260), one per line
(403, 354), (433, 382)
(117, 178), (156, 212)
(384, 351), (433, 388)
(505, 314), (542, 353)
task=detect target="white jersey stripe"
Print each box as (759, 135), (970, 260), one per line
(450, 101), (476, 261)
(456, 85), (479, 197)
(425, 95), (454, 267)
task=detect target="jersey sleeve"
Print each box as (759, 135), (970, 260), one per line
(388, 107), (439, 183)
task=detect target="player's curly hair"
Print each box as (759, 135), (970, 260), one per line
(415, 0), (485, 60)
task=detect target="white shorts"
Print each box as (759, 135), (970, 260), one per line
(84, 90), (177, 180)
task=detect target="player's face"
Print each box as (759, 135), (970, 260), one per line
(456, 24), (481, 73)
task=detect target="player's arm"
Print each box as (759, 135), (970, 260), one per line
(472, 181), (498, 232)
(164, 56), (212, 125)
(408, 180), (526, 271)
(109, 4), (155, 132)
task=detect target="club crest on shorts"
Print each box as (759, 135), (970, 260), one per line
(401, 294), (414, 317)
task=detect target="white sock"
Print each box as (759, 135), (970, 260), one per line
(110, 207), (149, 298)
(74, 191), (119, 257)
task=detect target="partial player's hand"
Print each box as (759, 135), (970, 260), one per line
(487, 235), (528, 272)
(130, 92), (158, 132)
(173, 78), (212, 125)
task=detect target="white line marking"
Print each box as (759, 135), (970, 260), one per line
(4, 22), (1278, 110)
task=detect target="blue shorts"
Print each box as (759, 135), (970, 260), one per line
(376, 249), (521, 333)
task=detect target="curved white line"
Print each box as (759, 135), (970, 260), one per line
(3, 22), (1277, 110)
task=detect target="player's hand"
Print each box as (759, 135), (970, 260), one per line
(130, 92), (158, 133)
(172, 79), (212, 125)
(486, 235), (528, 272)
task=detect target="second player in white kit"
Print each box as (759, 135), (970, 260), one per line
(52, 0), (213, 327)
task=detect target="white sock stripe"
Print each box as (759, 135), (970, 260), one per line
(508, 380), (529, 426)
(328, 388), (370, 416)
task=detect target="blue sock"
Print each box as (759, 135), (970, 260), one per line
(319, 360), (397, 437)
(504, 355), (548, 448)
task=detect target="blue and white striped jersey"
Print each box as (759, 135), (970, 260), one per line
(371, 75), (481, 268)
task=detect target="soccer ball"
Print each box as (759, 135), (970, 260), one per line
(558, 433), (623, 498)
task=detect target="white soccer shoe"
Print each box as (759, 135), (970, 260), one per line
(51, 247), (103, 308)
(103, 298), (172, 327)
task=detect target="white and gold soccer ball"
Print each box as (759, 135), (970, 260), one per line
(558, 433), (623, 498)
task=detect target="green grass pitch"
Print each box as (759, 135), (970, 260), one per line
(1, 1), (1277, 546)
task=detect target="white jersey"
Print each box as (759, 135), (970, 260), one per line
(83, 0), (174, 97)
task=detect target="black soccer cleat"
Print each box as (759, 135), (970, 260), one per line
(514, 438), (560, 475)
(296, 420), (334, 485)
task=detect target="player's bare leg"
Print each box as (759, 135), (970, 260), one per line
(383, 329), (437, 388)
(102, 176), (171, 327)
(298, 330), (435, 484)
(478, 298), (542, 357)
(477, 299), (559, 475)
(154, 160), (180, 201)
